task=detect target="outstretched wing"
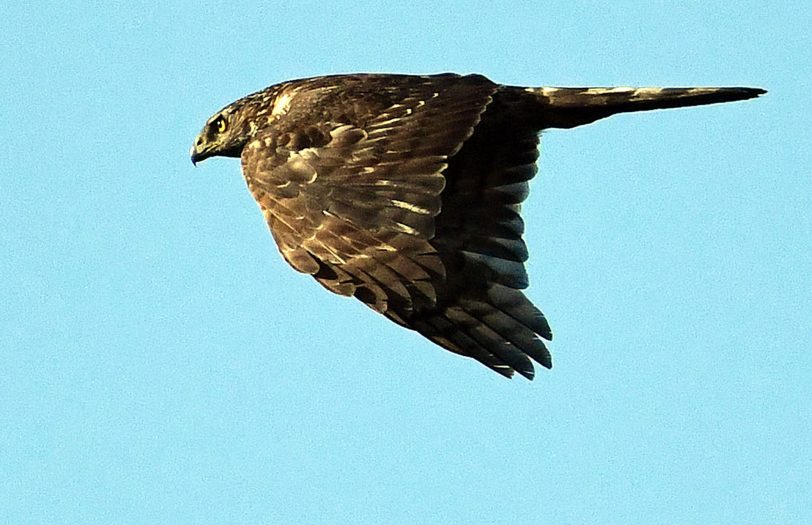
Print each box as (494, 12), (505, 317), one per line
(240, 74), (497, 317)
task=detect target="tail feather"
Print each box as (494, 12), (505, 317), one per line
(524, 86), (766, 129)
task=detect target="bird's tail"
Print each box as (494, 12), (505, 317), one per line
(521, 86), (766, 129)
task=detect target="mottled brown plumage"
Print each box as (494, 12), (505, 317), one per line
(191, 73), (764, 379)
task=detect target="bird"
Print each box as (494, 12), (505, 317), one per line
(190, 73), (764, 379)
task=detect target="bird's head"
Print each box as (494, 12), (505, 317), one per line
(190, 104), (256, 165)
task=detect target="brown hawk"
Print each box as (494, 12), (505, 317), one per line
(190, 73), (763, 379)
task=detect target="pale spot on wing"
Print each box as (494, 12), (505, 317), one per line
(330, 124), (356, 137)
(394, 222), (420, 235)
(287, 156), (318, 183)
(298, 148), (321, 161)
(585, 86), (635, 94)
(272, 93), (293, 116)
(390, 199), (431, 215)
(375, 116), (405, 126)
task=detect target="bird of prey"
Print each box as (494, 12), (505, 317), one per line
(191, 73), (763, 379)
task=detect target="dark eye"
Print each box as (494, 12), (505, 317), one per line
(212, 116), (228, 134)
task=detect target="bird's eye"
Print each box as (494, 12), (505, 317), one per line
(213, 116), (228, 134)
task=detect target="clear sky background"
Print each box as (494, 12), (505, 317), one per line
(2, 2), (810, 524)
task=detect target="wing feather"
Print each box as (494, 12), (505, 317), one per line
(240, 73), (553, 377)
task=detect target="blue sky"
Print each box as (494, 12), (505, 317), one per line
(2, 1), (810, 523)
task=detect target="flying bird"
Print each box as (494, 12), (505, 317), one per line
(191, 73), (764, 379)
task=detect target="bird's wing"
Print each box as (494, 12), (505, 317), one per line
(405, 101), (553, 379)
(240, 75), (496, 316)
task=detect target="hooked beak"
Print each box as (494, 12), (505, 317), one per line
(190, 134), (213, 166)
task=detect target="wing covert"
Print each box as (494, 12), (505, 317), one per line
(241, 75), (497, 315)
